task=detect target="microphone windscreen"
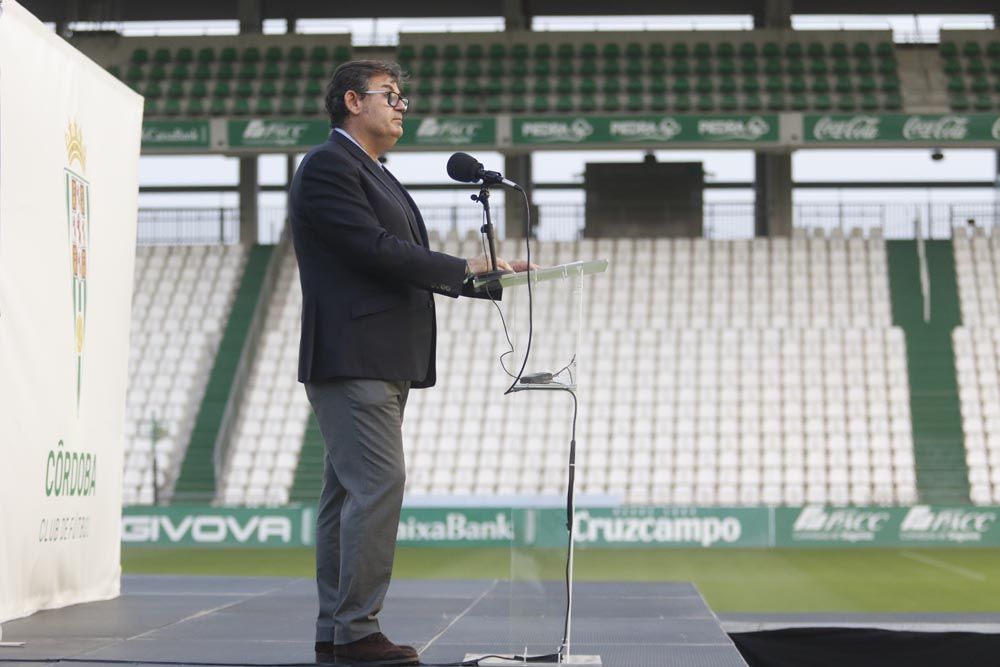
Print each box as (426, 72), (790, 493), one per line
(447, 152), (482, 183)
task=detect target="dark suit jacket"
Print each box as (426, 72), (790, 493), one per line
(289, 130), (467, 388)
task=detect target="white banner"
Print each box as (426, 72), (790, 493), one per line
(0, 0), (142, 622)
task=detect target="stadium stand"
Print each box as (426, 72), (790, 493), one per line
(215, 231), (918, 507)
(123, 244), (248, 504)
(939, 30), (1000, 112)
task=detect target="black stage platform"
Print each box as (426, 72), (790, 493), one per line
(0, 576), (749, 667)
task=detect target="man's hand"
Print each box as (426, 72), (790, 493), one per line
(465, 255), (540, 274)
(507, 259), (539, 272)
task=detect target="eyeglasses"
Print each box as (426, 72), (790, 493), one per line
(362, 90), (409, 112)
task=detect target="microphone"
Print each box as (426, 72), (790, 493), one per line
(447, 152), (523, 191)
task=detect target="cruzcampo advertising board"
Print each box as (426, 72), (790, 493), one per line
(141, 120), (211, 150)
(805, 113), (1000, 143)
(513, 114), (779, 145)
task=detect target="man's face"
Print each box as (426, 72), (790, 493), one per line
(354, 73), (405, 151)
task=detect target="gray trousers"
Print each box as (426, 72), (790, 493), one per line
(305, 378), (410, 644)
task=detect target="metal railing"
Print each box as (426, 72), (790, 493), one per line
(136, 200), (1000, 245)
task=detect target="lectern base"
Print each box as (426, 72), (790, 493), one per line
(463, 654), (602, 666)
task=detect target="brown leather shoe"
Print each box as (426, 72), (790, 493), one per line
(315, 633), (418, 665)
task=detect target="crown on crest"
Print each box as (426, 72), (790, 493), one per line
(66, 120), (86, 172)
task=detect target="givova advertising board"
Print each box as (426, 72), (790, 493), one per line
(0, 0), (142, 623)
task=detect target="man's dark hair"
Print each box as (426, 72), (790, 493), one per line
(324, 60), (404, 128)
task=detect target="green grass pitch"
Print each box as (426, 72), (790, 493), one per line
(122, 547), (1000, 613)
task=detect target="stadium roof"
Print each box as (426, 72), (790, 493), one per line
(18, 0), (1000, 24)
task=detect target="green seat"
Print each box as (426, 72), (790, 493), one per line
(602, 60), (620, 76)
(534, 43), (552, 59)
(557, 43), (575, 58)
(167, 82), (185, 98)
(809, 59), (828, 75)
(239, 64), (258, 80)
(309, 45), (330, 63)
(602, 43), (620, 58)
(243, 47), (261, 64)
(285, 63), (303, 79)
(741, 59), (758, 75)
(417, 79), (434, 95)
(602, 94), (621, 111)
(418, 45), (437, 60)
(310, 62), (330, 78)
(973, 93), (993, 111)
(989, 58), (1000, 75)
(579, 94), (597, 112)
(764, 59), (782, 75)
(671, 43), (689, 59)
(465, 61), (482, 77)
(767, 93), (785, 110)
(697, 94), (715, 111)
(649, 77), (667, 94)
(509, 79), (527, 95)
(835, 76), (853, 93)
(720, 93), (738, 111)
(508, 95), (526, 113)
(831, 42), (848, 59)
(741, 77), (760, 94)
(130, 48), (149, 64)
(333, 46), (351, 62)
(439, 80), (457, 95)
(603, 78), (620, 94)
(696, 77), (713, 94)
(444, 44), (461, 60)
(580, 78), (597, 95)
(485, 95), (503, 113)
(852, 42), (872, 59)
(832, 59), (851, 76)
(813, 93), (831, 110)
(967, 59), (986, 75)
(488, 44), (506, 59)
(672, 77), (691, 94)
(627, 93), (644, 111)
(413, 98), (432, 114)
(149, 64), (166, 81)
(467, 44), (484, 59)
(557, 79), (574, 95)
(557, 61), (574, 77)
(280, 98), (297, 115)
(462, 97), (483, 113)
(186, 98), (205, 115)
(963, 41), (982, 58)
(971, 76), (989, 93)
(144, 81), (163, 98)
(739, 43), (757, 59)
(288, 46), (306, 63)
(626, 60), (644, 76)
(855, 59), (874, 75)
(256, 98), (273, 115)
(881, 76), (900, 93)
(947, 76), (966, 93)
(807, 42), (826, 58)
(195, 64), (212, 80)
(153, 48), (171, 64)
(673, 93), (691, 111)
(790, 93), (808, 110)
(282, 80), (300, 97)
(875, 42), (893, 59)
(626, 43), (644, 58)
(556, 97), (574, 113)
(811, 77), (830, 93)
(694, 42), (712, 58)
(579, 59), (597, 76)
(263, 63), (281, 79)
(861, 93), (879, 110)
(220, 47), (238, 64)
(510, 60), (528, 77)
(176, 47), (193, 64)
(672, 60), (690, 76)
(511, 44), (529, 59)
(143, 98), (158, 115)
(438, 96), (456, 114)
(305, 80), (323, 96)
(236, 81), (254, 97)
(987, 41), (1000, 58)
(259, 81), (277, 97)
(878, 60), (897, 75)
(716, 42), (734, 58)
(785, 42), (803, 59)
(302, 98), (321, 115)
(126, 65), (144, 82)
(210, 98), (228, 115)
(718, 77), (737, 94)
(487, 60), (504, 77)
(763, 42), (780, 59)
(534, 61), (551, 76)
(533, 78), (550, 95)
(765, 76), (783, 93)
(884, 92), (902, 110)
(694, 58), (712, 76)
(857, 76), (876, 93)
(627, 78), (644, 94)
(649, 60), (666, 76)
(398, 45), (416, 61)
(785, 58), (804, 76)
(788, 76), (807, 93)
(649, 94), (667, 111)
(486, 78), (503, 95)
(649, 43), (666, 58)
(949, 93), (969, 110)
(232, 98), (250, 115)
(213, 81), (231, 97)
(717, 58), (735, 76)
(532, 96), (550, 112)
(190, 81), (208, 98)
(836, 94), (856, 111)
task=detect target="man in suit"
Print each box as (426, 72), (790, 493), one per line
(289, 60), (527, 666)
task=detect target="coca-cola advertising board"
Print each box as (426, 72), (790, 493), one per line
(806, 113), (1000, 144)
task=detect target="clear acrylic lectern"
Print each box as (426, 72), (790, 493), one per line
(466, 259), (609, 667)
